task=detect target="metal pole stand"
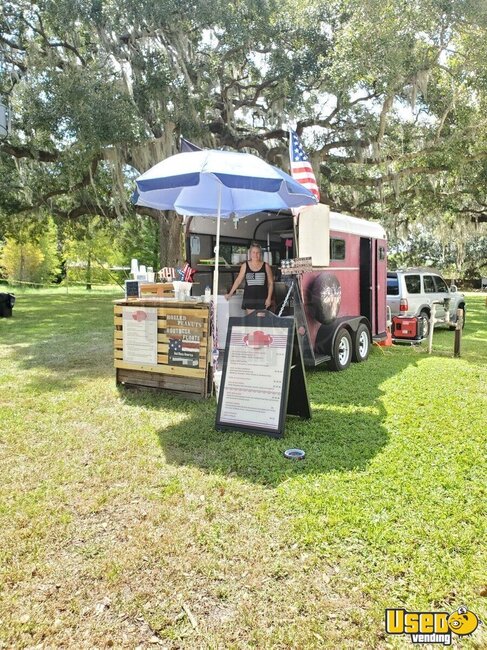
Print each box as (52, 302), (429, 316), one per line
(427, 304), (438, 354)
(454, 308), (463, 357)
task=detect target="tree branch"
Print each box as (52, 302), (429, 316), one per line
(52, 203), (121, 220)
(458, 207), (487, 223)
(326, 164), (450, 188)
(0, 142), (59, 162)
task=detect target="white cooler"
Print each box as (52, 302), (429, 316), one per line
(216, 295), (245, 349)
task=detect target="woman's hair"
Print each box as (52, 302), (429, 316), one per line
(249, 242), (262, 252)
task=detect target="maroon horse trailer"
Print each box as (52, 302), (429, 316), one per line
(186, 204), (387, 371)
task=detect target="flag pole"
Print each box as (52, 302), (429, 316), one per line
(289, 127), (299, 257)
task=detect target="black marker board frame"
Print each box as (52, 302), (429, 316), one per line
(215, 310), (310, 438)
(125, 280), (140, 299)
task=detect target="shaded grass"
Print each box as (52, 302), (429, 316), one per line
(0, 289), (486, 648)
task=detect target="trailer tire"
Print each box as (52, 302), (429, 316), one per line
(352, 324), (370, 362)
(329, 328), (352, 371)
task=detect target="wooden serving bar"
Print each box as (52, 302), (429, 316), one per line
(114, 297), (212, 400)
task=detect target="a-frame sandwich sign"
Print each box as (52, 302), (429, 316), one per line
(215, 310), (311, 438)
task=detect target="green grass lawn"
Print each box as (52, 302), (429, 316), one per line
(1, 288), (486, 649)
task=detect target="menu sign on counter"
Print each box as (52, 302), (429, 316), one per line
(122, 306), (158, 365)
(216, 311), (310, 437)
(166, 312), (203, 367)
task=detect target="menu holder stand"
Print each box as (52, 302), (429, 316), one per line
(215, 310), (311, 438)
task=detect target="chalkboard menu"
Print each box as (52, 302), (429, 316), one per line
(125, 280), (140, 299)
(216, 311), (310, 437)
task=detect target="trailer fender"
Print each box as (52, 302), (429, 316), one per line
(330, 317), (369, 350)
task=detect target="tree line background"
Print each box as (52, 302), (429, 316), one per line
(1, 0), (486, 286)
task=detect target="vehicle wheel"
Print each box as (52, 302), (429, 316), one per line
(329, 328), (352, 371)
(419, 310), (430, 338)
(449, 306), (466, 330)
(352, 324), (370, 362)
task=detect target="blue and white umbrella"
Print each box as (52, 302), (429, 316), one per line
(133, 148), (317, 358)
(133, 149), (316, 217)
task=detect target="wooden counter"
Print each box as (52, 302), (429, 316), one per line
(114, 297), (212, 399)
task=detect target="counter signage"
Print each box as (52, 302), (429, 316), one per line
(168, 336), (200, 367)
(216, 312), (310, 437)
(166, 312), (203, 368)
(122, 306), (158, 365)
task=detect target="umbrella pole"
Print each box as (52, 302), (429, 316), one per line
(212, 185), (222, 364)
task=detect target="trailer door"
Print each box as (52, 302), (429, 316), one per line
(375, 240), (387, 336)
(359, 237), (372, 326)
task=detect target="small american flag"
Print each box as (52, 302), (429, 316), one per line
(169, 337), (199, 353)
(169, 338), (183, 354)
(289, 129), (320, 201)
(177, 262), (195, 282)
(183, 263), (195, 282)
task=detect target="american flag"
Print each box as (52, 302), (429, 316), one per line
(176, 262), (195, 282)
(289, 129), (320, 201)
(169, 337), (199, 353)
(169, 338), (183, 353)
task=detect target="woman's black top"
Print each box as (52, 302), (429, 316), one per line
(241, 261), (268, 310)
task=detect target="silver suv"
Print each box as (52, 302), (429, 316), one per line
(387, 268), (466, 335)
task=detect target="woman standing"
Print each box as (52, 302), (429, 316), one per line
(225, 242), (274, 314)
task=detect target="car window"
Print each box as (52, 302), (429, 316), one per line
(404, 275), (421, 294)
(433, 276), (448, 292)
(387, 275), (399, 295)
(423, 275), (436, 293)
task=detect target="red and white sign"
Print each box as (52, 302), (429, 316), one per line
(123, 306), (158, 365)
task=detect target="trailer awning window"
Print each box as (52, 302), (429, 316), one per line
(330, 238), (345, 260)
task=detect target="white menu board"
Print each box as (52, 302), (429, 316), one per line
(122, 306), (158, 365)
(217, 325), (291, 434)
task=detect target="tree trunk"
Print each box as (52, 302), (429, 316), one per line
(158, 211), (184, 268)
(19, 245), (25, 283)
(86, 250), (92, 290)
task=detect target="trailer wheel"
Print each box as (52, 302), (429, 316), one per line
(329, 328), (352, 371)
(352, 324), (370, 362)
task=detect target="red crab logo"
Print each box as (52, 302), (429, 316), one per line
(243, 330), (273, 347)
(132, 310), (148, 322)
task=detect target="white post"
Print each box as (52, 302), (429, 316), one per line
(428, 303), (441, 353)
(212, 184), (222, 361)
